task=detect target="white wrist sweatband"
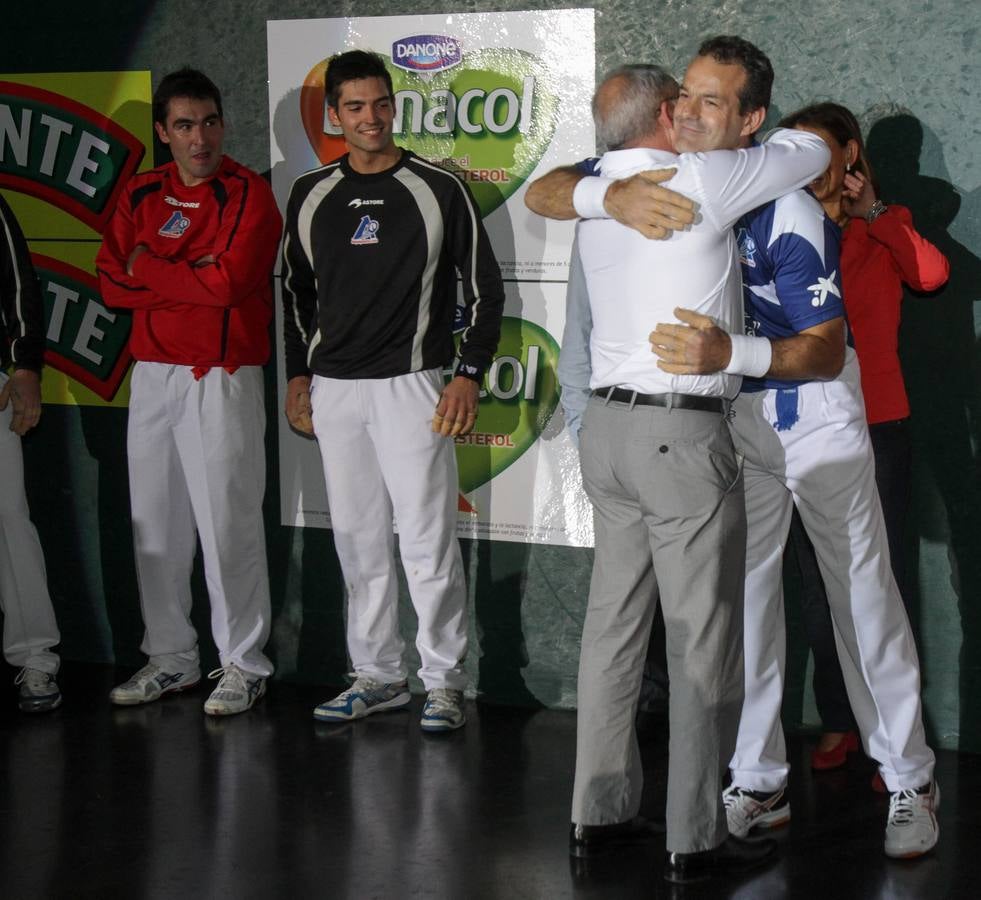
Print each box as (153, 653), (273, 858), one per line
(724, 334), (772, 378)
(573, 176), (615, 219)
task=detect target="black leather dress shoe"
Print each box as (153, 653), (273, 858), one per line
(663, 835), (777, 884)
(569, 816), (664, 858)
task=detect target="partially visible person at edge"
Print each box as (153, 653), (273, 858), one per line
(0, 193), (63, 713)
(777, 102), (949, 773)
(97, 67), (280, 716)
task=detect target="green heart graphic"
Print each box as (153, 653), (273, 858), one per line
(453, 316), (561, 495)
(386, 49), (560, 217)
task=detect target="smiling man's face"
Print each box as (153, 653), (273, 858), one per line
(327, 76), (397, 159)
(672, 55), (761, 153)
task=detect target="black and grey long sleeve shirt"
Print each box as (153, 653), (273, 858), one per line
(281, 150), (504, 383)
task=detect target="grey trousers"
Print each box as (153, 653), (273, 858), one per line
(571, 395), (746, 853)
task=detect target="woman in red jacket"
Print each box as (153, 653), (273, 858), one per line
(778, 102), (949, 770)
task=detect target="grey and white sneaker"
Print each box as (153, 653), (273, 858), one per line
(885, 781), (940, 858)
(723, 785), (791, 838)
(313, 676), (411, 722)
(203, 664), (266, 716)
(109, 663), (201, 706)
(420, 688), (466, 733)
(15, 667), (62, 713)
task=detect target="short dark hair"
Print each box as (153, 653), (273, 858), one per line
(325, 50), (394, 110)
(152, 67), (223, 125)
(696, 35), (773, 115)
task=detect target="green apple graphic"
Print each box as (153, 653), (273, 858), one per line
(388, 49), (559, 216)
(453, 315), (561, 496)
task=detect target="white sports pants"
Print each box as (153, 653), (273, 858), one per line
(0, 373), (60, 673)
(127, 362), (272, 677)
(728, 351), (934, 792)
(310, 369), (467, 691)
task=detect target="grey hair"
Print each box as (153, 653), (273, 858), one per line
(593, 64), (678, 152)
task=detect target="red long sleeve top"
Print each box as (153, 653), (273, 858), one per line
(96, 156), (282, 369)
(840, 204), (949, 424)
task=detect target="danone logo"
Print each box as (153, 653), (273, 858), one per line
(33, 254), (132, 400)
(299, 48), (560, 217)
(0, 82), (145, 231)
(452, 316), (560, 500)
(392, 35), (462, 73)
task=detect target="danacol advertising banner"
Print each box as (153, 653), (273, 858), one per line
(0, 72), (153, 406)
(267, 9), (595, 547)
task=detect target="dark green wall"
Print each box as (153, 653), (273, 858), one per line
(5, 1), (979, 752)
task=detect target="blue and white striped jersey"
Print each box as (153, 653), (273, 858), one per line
(737, 190), (845, 392)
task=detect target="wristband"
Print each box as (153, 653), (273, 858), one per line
(572, 176), (615, 219)
(724, 334), (772, 378)
(866, 199), (888, 224)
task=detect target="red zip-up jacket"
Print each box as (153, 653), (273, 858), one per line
(96, 156), (282, 369)
(840, 204), (949, 424)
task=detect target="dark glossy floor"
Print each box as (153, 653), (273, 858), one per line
(1, 663), (977, 900)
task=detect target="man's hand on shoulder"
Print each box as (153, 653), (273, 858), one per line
(649, 307), (732, 374)
(433, 376), (479, 437)
(285, 375), (314, 436)
(0, 369), (42, 436)
(605, 170), (696, 240)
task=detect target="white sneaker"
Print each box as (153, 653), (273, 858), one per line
(420, 688), (466, 732)
(885, 781), (940, 858)
(203, 664), (266, 716)
(723, 785), (791, 838)
(110, 663), (201, 706)
(15, 667), (62, 713)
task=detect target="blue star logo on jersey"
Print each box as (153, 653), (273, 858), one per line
(351, 214), (380, 245)
(158, 210), (191, 238)
(737, 227), (757, 268)
(807, 269), (842, 308)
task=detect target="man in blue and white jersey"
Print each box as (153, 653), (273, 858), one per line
(647, 61), (938, 867)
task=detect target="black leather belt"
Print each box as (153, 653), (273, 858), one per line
(593, 387), (725, 413)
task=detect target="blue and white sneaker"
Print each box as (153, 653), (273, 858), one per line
(203, 664), (266, 716)
(420, 688), (466, 733)
(15, 667), (62, 713)
(109, 662), (201, 706)
(313, 676), (410, 722)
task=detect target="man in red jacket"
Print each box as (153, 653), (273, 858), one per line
(97, 68), (281, 716)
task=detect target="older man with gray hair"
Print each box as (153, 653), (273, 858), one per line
(547, 61), (830, 882)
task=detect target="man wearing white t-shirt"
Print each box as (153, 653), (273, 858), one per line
(552, 58), (829, 882)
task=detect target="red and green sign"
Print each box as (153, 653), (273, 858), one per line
(1, 71), (152, 405)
